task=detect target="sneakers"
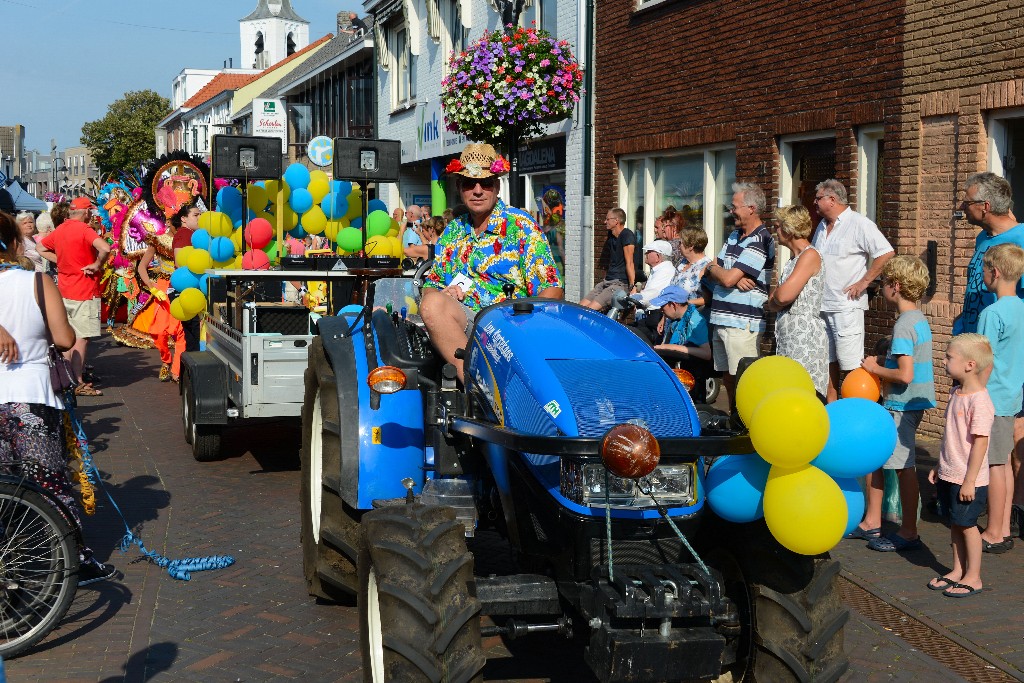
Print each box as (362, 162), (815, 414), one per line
(159, 363), (171, 382)
(78, 558), (117, 586)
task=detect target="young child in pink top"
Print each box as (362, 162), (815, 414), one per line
(927, 333), (995, 598)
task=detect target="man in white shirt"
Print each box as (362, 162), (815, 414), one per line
(811, 179), (894, 402)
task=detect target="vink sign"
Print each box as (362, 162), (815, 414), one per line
(416, 99), (466, 161)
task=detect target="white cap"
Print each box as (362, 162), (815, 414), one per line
(643, 240), (672, 257)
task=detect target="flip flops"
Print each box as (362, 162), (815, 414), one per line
(942, 582), (983, 599)
(843, 526), (881, 540)
(927, 576), (954, 591)
(867, 534), (922, 552)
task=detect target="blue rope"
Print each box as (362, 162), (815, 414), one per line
(65, 390), (236, 581)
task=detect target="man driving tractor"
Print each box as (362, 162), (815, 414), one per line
(419, 143), (564, 382)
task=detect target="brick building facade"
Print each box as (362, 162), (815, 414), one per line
(595, 0), (1024, 436)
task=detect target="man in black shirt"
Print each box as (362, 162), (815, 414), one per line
(580, 207), (636, 311)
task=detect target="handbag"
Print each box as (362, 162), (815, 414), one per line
(34, 272), (79, 392)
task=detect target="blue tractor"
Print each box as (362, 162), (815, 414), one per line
(299, 275), (848, 683)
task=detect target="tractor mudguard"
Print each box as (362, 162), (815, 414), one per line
(317, 311), (427, 510)
(180, 351), (228, 425)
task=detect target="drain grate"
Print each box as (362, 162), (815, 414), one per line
(840, 575), (1022, 683)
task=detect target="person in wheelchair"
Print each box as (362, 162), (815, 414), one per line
(649, 285), (717, 403)
(419, 144), (563, 382)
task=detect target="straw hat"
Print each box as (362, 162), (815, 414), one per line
(445, 143), (510, 179)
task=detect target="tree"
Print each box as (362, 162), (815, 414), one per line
(81, 90), (171, 174)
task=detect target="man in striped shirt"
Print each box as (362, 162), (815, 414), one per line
(706, 182), (776, 413)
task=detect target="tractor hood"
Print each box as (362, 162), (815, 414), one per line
(465, 300), (699, 440)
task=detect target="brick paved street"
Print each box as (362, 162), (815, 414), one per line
(1, 336), (1009, 682)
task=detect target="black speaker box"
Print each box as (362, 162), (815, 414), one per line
(333, 138), (402, 183)
(212, 135), (283, 180)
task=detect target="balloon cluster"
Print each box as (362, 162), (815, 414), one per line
(705, 356), (896, 556)
(168, 164), (408, 322)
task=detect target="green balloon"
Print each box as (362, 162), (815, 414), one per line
(338, 227), (363, 252)
(263, 239), (278, 260)
(366, 209), (392, 237)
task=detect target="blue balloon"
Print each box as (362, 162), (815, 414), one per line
(811, 398), (898, 479)
(253, 180), (266, 188)
(190, 229), (211, 251)
(198, 274), (210, 296)
(350, 217), (363, 229)
(321, 192), (349, 220)
(705, 455), (771, 523)
(170, 266), (200, 293)
(836, 477), (866, 537)
(283, 163), (311, 190)
(217, 186), (242, 211)
(209, 236), (235, 262)
(290, 225), (307, 239)
(331, 180), (353, 197)
(289, 188), (314, 214)
(233, 219), (243, 229)
(367, 198), (388, 214)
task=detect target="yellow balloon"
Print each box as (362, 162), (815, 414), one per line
(281, 206), (299, 230)
(390, 218), (400, 231)
(179, 288), (207, 317)
(324, 218), (344, 242)
(169, 298), (190, 321)
(303, 206), (328, 235)
(213, 258), (234, 269)
(186, 249), (213, 276)
(175, 245), (195, 268)
(308, 171), (330, 202)
(748, 388), (829, 468)
(197, 212), (213, 231)
(763, 465), (847, 555)
(365, 235), (389, 256)
(246, 185), (269, 212)
(345, 193), (363, 219)
(735, 355), (816, 427)
(207, 212), (234, 238)
(386, 235), (403, 258)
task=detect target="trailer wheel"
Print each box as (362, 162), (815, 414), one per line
(704, 376), (721, 404)
(703, 517), (849, 683)
(359, 503), (484, 683)
(300, 337), (361, 602)
(182, 371), (221, 462)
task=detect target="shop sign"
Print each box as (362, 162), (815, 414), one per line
(518, 136), (566, 174)
(411, 99), (468, 163)
(253, 98), (288, 153)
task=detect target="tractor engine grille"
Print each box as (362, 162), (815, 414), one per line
(590, 536), (688, 566)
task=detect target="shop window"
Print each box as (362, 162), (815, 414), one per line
(618, 147), (736, 250)
(444, 0), (468, 58)
(987, 111), (1024, 215)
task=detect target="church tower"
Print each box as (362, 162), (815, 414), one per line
(240, 0), (310, 70)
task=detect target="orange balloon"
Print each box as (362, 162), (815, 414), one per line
(841, 368), (881, 402)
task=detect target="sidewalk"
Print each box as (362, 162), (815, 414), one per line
(832, 437), (1024, 680)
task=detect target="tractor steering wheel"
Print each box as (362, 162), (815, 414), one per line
(412, 258), (435, 300)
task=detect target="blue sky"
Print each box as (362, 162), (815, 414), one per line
(0, 0), (360, 153)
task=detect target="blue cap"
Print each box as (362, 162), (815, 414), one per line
(650, 284), (693, 308)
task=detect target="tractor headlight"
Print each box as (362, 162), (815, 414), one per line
(560, 459), (695, 508)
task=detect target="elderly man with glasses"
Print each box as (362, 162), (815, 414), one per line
(420, 143), (563, 382)
(811, 178), (894, 403)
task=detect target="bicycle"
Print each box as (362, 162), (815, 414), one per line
(0, 472), (80, 658)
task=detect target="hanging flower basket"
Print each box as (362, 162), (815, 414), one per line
(441, 25), (584, 144)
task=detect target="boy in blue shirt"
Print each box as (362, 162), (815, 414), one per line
(977, 243), (1024, 552)
(852, 256), (936, 551)
(650, 284), (715, 402)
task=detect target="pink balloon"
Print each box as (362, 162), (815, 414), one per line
(242, 249), (270, 270)
(245, 218), (274, 249)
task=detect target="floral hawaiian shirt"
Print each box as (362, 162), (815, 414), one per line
(424, 199), (563, 311)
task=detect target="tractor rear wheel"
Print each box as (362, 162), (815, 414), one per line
(703, 516), (849, 683)
(358, 503), (484, 683)
(300, 337), (362, 602)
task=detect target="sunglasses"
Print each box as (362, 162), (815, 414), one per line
(460, 177), (497, 191)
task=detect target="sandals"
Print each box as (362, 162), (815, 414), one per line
(981, 537), (1014, 554)
(927, 576), (954, 591)
(843, 526), (881, 540)
(74, 384), (103, 397)
(867, 534), (922, 552)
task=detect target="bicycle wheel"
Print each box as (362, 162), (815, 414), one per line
(0, 480), (79, 658)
